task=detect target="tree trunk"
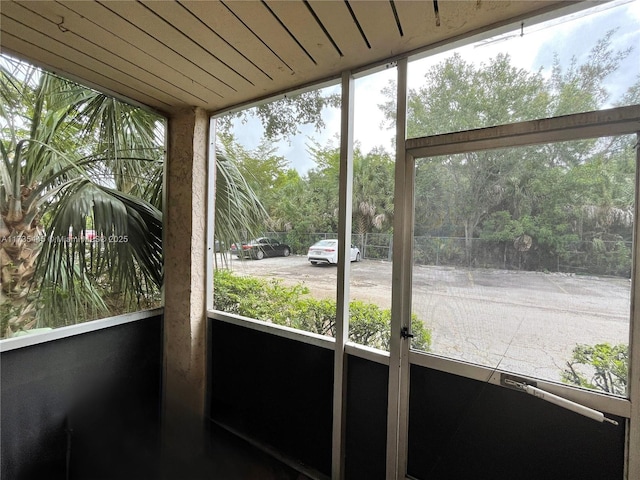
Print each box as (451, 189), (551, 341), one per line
(0, 214), (43, 336)
(464, 221), (472, 267)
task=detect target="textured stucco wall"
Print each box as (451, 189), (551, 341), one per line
(162, 107), (209, 460)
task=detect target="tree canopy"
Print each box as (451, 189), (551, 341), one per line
(377, 32), (638, 272)
(218, 32), (637, 276)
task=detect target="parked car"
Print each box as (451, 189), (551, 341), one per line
(230, 237), (291, 260)
(307, 239), (360, 265)
(68, 227), (98, 241)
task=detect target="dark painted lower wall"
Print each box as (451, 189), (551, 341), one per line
(407, 364), (626, 480)
(207, 319), (627, 480)
(209, 320), (334, 477)
(345, 354), (388, 480)
(0, 315), (163, 480)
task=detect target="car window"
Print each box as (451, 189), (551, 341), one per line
(316, 240), (336, 247)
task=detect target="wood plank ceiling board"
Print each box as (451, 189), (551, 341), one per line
(48, 2), (207, 106)
(307, 0), (371, 61)
(0, 1), (192, 108)
(436, 0), (565, 36)
(347, 0), (405, 57)
(58, 0), (220, 107)
(175, 1), (288, 84)
(1, 29), (169, 111)
(0, 0), (576, 114)
(264, 0), (342, 68)
(94, 0), (237, 98)
(392, 0), (439, 44)
(139, 0), (268, 88)
(222, 0), (317, 77)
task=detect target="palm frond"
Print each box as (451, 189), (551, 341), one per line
(0, 142), (12, 207)
(35, 264), (109, 330)
(36, 180), (163, 303)
(214, 150), (268, 256)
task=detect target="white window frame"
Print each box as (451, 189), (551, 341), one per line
(203, 5), (640, 474)
(389, 105), (640, 480)
(205, 79), (640, 480)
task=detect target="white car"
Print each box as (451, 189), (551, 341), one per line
(307, 239), (361, 265)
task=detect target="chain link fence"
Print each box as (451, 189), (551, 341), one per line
(263, 232), (632, 277)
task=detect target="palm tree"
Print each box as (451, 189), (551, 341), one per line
(1, 57), (163, 337)
(352, 148), (395, 236)
(1, 56), (269, 337)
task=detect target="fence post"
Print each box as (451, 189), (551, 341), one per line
(362, 233), (367, 259)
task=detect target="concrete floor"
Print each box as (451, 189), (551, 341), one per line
(160, 423), (313, 480)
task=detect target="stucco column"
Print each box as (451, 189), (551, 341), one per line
(162, 107), (209, 466)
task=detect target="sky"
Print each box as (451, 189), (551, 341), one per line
(227, 0), (640, 175)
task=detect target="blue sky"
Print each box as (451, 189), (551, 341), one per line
(226, 0), (640, 175)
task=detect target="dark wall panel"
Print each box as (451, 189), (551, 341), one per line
(209, 320), (334, 476)
(0, 316), (163, 480)
(407, 364), (625, 480)
(345, 355), (388, 480)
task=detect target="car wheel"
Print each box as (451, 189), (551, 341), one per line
(310, 261), (318, 266)
(283, 247), (290, 257)
(256, 250), (264, 260)
(355, 252), (361, 262)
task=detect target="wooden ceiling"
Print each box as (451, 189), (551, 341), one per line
(1, 1), (580, 115)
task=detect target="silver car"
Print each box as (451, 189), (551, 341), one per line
(307, 239), (361, 265)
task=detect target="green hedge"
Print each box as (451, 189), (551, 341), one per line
(213, 269), (431, 351)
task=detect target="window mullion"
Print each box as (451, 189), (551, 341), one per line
(332, 70), (355, 479)
(386, 57), (411, 480)
(627, 131), (640, 480)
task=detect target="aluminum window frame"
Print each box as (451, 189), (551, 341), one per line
(203, 11), (640, 474)
(204, 81), (640, 480)
(398, 106), (640, 480)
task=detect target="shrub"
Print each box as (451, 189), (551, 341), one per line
(213, 270), (431, 352)
(562, 343), (628, 395)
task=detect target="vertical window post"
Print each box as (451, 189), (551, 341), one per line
(332, 70), (355, 479)
(628, 131), (640, 479)
(387, 57), (411, 479)
(206, 118), (217, 313)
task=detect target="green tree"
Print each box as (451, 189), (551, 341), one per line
(0, 56), (275, 336)
(384, 53), (548, 264)
(213, 140), (268, 264)
(303, 142), (396, 238)
(381, 34), (634, 271)
(1, 58), (164, 337)
(219, 134), (303, 233)
(302, 141), (341, 234)
(217, 90), (340, 142)
(352, 147), (395, 236)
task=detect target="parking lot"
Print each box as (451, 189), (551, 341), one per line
(218, 253), (630, 384)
